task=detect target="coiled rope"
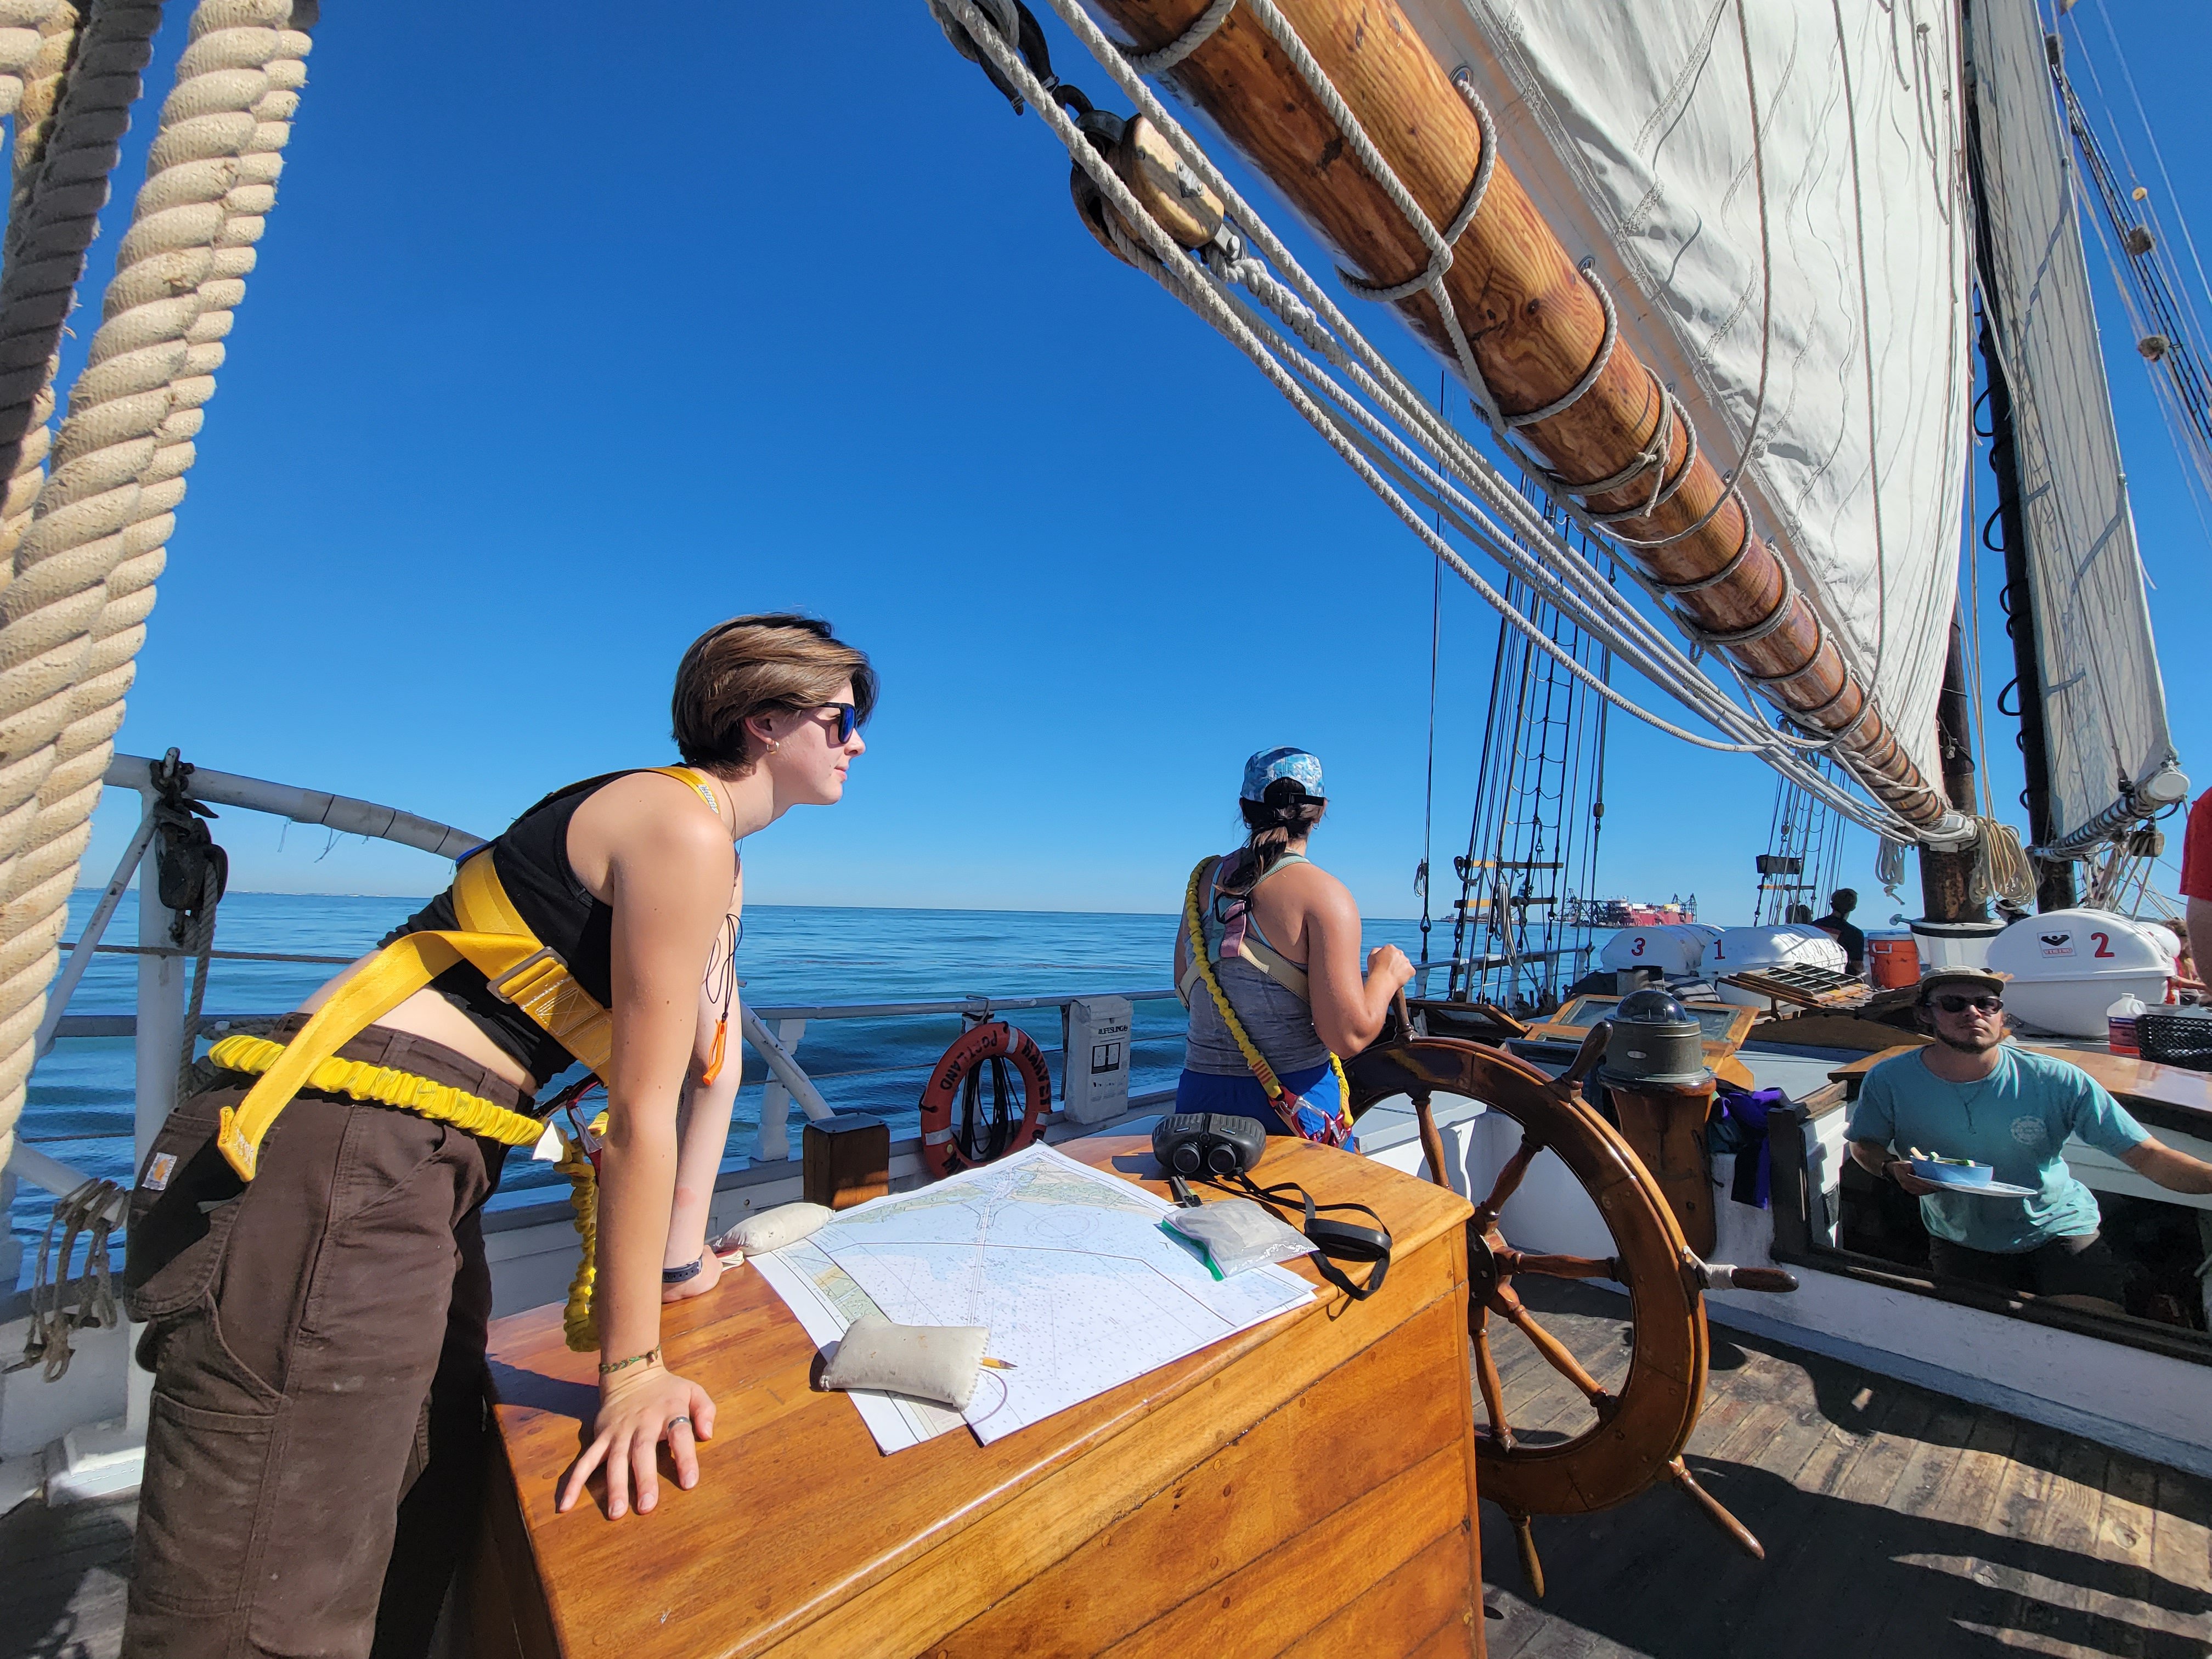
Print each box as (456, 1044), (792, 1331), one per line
(1971, 815), (2036, 911)
(0, 0), (312, 1168)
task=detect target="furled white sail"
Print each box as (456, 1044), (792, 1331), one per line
(1965, 0), (2181, 851)
(1400, 0), (1972, 799)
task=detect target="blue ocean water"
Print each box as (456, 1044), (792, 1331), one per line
(9, 889), (1448, 1283)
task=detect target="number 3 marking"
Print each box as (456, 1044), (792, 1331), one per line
(1631, 937), (1646, 957)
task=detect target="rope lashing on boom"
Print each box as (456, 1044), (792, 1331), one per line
(0, 0), (313, 1171)
(923, 0), (1942, 847)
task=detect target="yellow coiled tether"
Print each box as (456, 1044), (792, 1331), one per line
(555, 1118), (606, 1352)
(204, 1035), (547, 1149)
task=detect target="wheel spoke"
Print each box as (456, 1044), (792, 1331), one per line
(1471, 1307), (1516, 1451)
(1474, 1132), (1543, 1228)
(1498, 1250), (1622, 1283)
(1495, 1286), (1612, 1409)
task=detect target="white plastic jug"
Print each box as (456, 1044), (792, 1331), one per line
(2108, 993), (2147, 1056)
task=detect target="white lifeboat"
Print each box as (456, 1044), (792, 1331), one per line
(1985, 908), (2175, 1037)
(1702, 926), (1849, 1006)
(1598, 923), (1722, 980)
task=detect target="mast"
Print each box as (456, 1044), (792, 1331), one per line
(1961, 3), (2078, 913)
(1920, 620), (1989, 924)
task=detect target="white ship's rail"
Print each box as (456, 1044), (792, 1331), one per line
(4, 751), (1190, 1207)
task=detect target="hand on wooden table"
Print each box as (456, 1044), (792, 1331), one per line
(557, 1362), (718, 1519)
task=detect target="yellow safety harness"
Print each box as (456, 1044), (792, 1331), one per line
(212, 764), (721, 1181)
(1181, 859), (1353, 1145)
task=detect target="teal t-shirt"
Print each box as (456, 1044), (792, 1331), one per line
(1843, 1045), (2148, 1253)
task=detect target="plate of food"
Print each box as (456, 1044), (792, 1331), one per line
(1907, 1150), (2037, 1199)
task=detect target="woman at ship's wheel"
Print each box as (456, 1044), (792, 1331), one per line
(120, 617), (873, 1658)
(1172, 746), (1414, 1143)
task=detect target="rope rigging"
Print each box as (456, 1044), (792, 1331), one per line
(926, 0), (1945, 848)
(0, 0), (313, 1170)
(1449, 492), (1612, 1011)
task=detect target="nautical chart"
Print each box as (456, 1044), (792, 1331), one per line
(751, 1142), (1313, 1452)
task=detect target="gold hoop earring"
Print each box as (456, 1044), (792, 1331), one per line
(766, 740), (781, 755)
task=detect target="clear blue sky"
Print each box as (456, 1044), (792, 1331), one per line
(65, 0), (2210, 925)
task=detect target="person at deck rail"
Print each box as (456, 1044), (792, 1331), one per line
(119, 616), (873, 1659)
(1844, 966), (2212, 1306)
(1813, 887), (1867, 975)
(1172, 748), (1413, 1141)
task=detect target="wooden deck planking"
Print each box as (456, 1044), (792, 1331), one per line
(1484, 1280), (2212, 1659)
(0, 1491), (135, 1659)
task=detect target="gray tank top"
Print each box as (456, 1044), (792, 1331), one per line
(1183, 857), (1328, 1076)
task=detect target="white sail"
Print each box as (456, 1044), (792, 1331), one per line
(1400, 0), (1972, 799)
(1965, 0), (2181, 850)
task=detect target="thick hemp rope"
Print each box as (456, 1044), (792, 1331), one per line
(0, 0), (312, 1169)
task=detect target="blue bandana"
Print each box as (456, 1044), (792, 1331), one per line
(1241, 747), (1325, 803)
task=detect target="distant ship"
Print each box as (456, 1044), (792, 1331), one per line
(1564, 896), (1697, 929)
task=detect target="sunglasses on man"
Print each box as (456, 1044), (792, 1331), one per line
(1931, 993), (2003, 1015)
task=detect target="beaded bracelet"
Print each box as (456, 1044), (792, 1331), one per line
(599, 1346), (661, 1376)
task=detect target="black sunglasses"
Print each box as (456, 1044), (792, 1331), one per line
(806, 702), (859, 744)
(1932, 994), (2004, 1015)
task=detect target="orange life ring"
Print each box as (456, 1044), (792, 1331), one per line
(919, 1020), (1052, 1179)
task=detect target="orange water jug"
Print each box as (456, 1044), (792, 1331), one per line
(1867, 934), (1919, 989)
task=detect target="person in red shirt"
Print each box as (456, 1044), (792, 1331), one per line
(2185, 789), (2212, 993)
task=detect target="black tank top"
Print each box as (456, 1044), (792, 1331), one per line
(380, 773), (627, 1087)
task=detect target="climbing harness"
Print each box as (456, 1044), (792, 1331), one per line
(1181, 857), (1355, 1149)
(1176, 853), (1314, 1005)
(196, 765), (730, 1350)
(918, 1020), (1051, 1179)
(211, 764), (720, 1181)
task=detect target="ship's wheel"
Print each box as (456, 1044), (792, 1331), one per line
(1344, 1022), (1780, 1593)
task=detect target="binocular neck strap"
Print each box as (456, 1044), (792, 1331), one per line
(1226, 1173), (1392, 1301)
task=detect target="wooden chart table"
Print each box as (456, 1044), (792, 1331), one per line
(470, 1131), (1482, 1659)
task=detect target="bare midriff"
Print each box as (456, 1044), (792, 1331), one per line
(297, 964), (542, 1093)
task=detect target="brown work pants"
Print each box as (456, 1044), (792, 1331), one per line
(120, 1019), (529, 1659)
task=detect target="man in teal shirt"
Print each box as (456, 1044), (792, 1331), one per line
(1847, 966), (2212, 1305)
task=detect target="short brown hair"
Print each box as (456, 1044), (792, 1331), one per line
(670, 614), (876, 772)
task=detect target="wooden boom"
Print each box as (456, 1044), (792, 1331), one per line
(1091, 0), (1951, 830)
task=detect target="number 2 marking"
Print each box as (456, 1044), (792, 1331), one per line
(2091, 932), (2115, 959)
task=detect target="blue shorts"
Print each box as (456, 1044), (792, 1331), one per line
(1175, 1061), (1342, 1137)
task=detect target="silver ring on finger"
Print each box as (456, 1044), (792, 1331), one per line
(668, 1415), (691, 1431)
